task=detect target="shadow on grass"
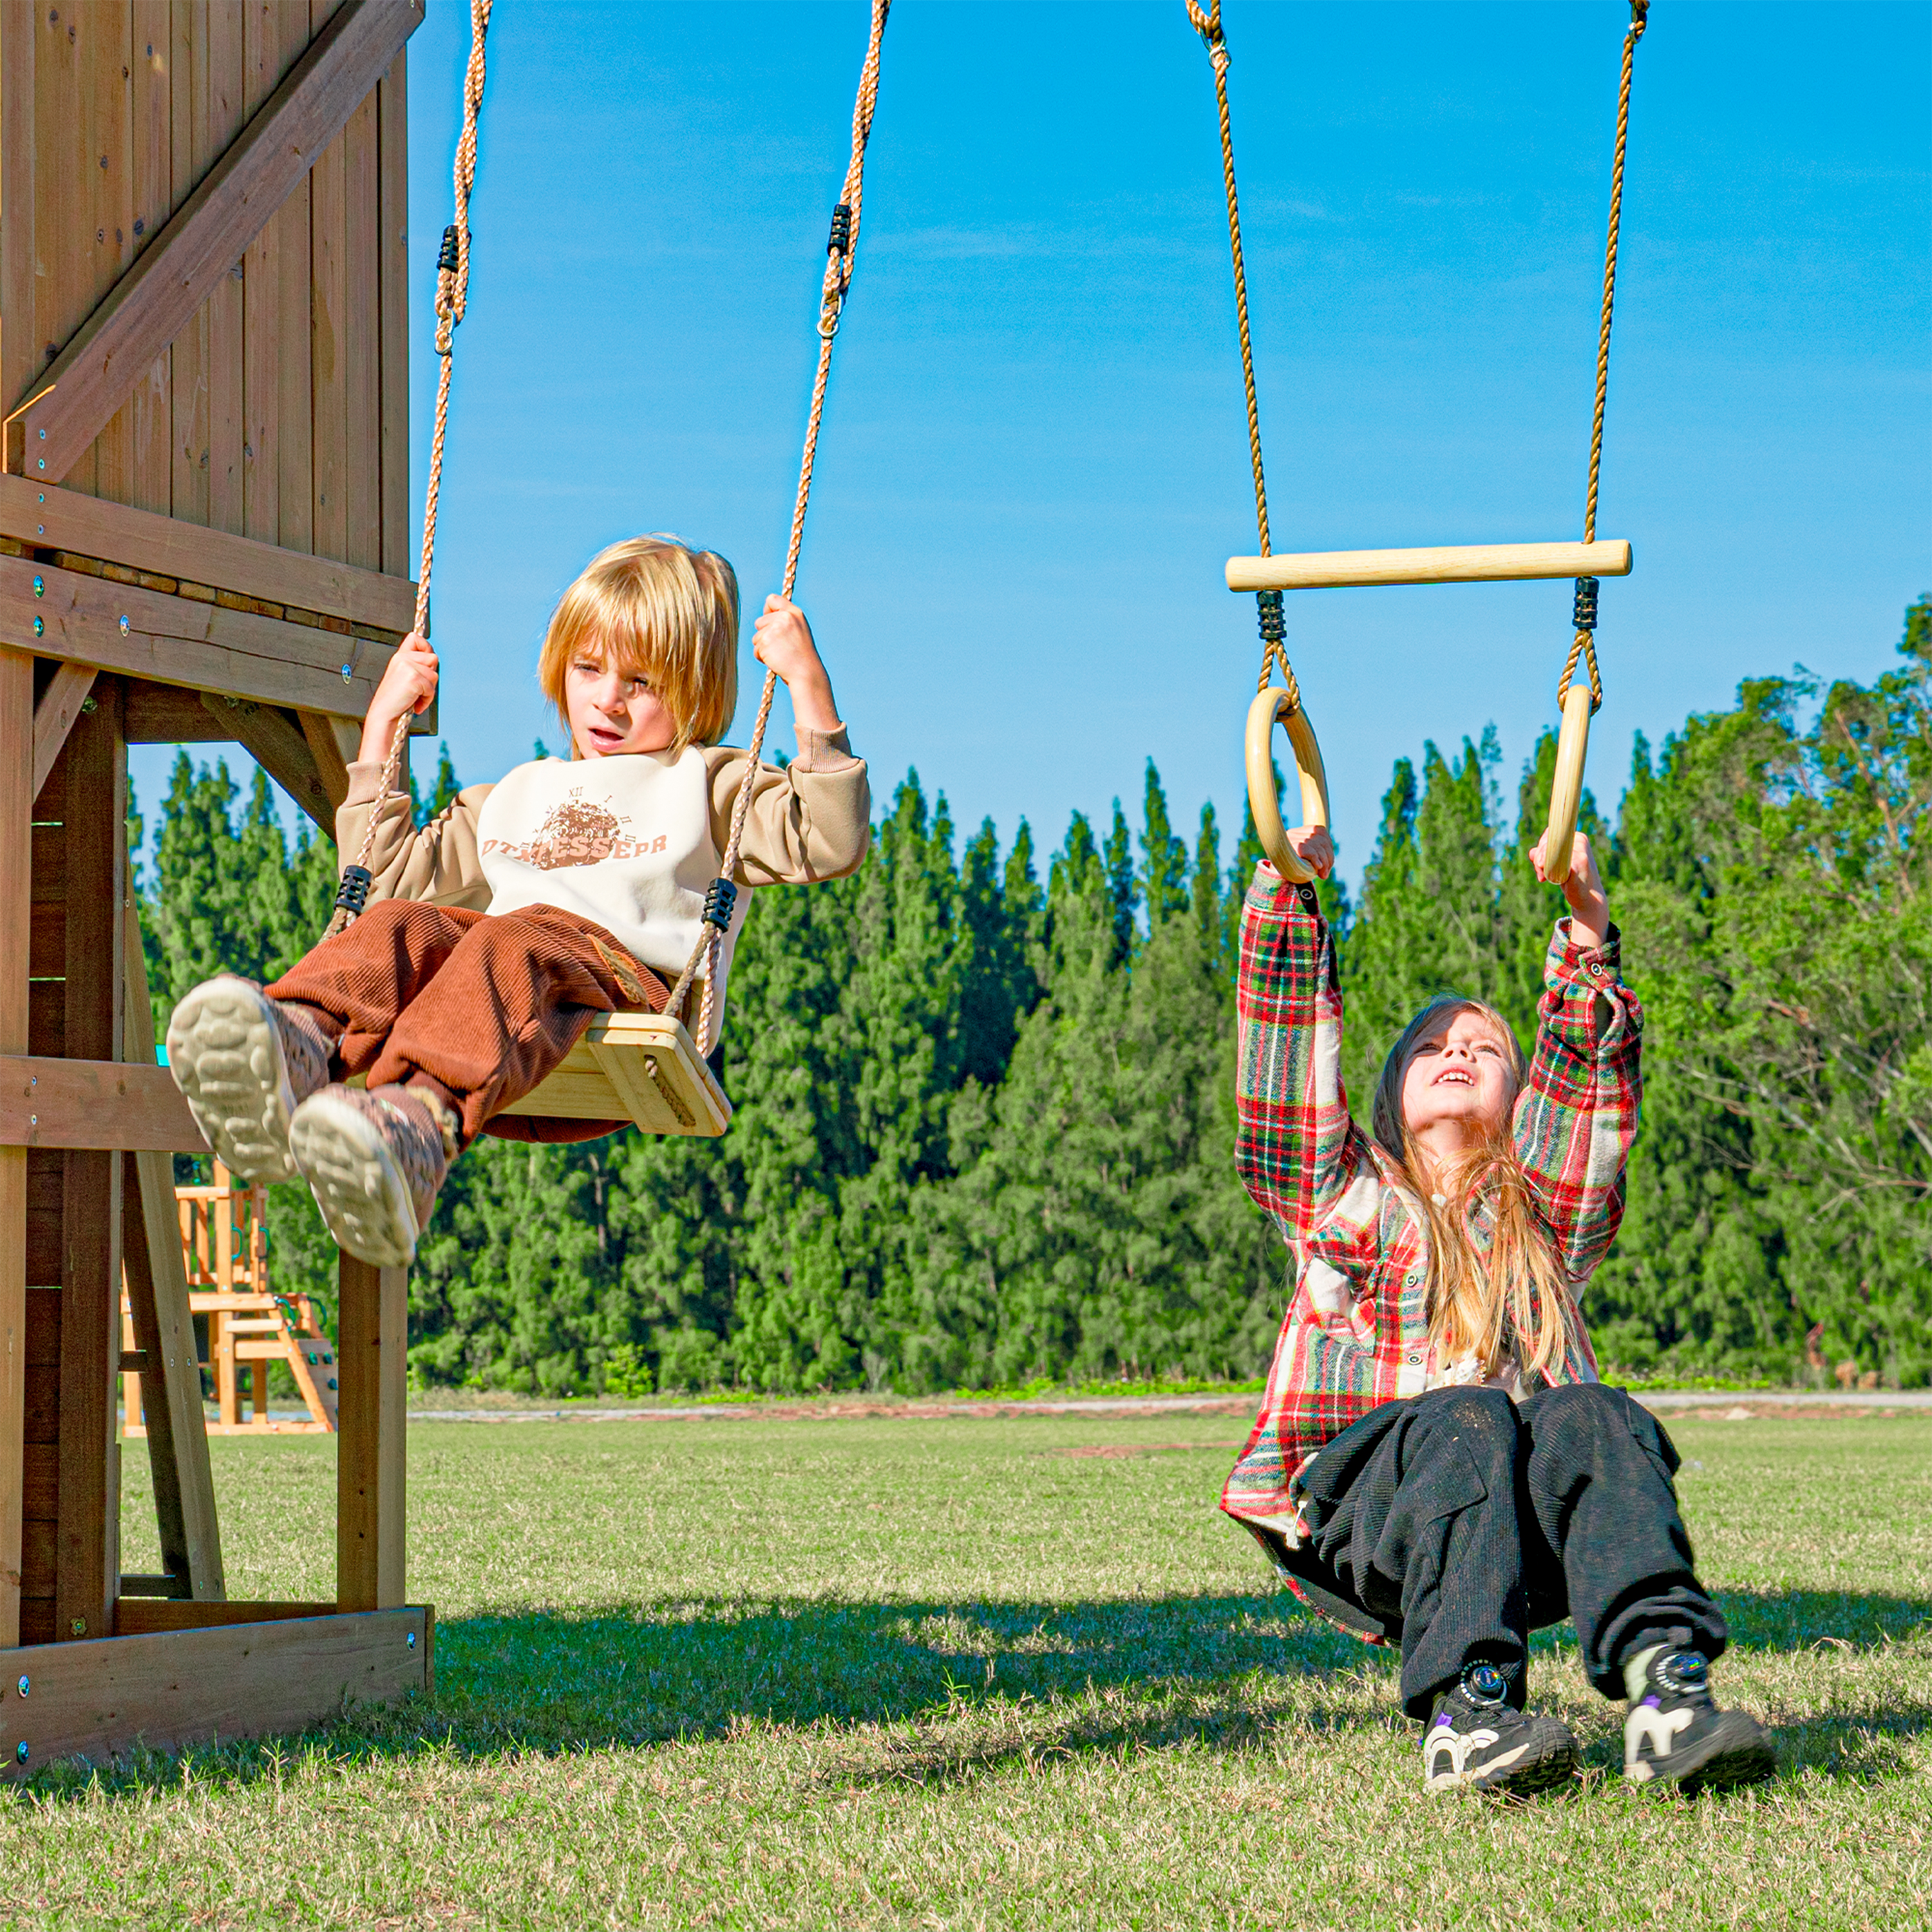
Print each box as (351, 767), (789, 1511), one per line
(12, 1586), (1926, 1802)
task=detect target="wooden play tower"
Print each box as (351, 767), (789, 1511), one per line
(2, 0), (433, 1776)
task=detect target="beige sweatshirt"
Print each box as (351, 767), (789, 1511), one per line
(334, 724), (869, 1052)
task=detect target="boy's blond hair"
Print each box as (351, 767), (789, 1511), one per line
(538, 535), (739, 754)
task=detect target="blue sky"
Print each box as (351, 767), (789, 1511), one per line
(133, 0), (1932, 886)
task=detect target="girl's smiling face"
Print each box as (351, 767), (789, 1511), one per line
(1399, 1006), (1518, 1144)
(565, 638), (677, 758)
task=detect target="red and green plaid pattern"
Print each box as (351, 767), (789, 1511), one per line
(1221, 866), (1643, 1542)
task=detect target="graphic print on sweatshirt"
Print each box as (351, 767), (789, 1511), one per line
(479, 789), (673, 872)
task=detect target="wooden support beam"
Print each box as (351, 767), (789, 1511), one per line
(0, 1059), (209, 1153)
(116, 1598), (339, 1634)
(337, 1255), (406, 1612)
(30, 665), (96, 804)
(1224, 540), (1635, 593)
(55, 681), (125, 1644)
(0, 1), (36, 426)
(200, 694), (335, 836)
(0, 553), (399, 718)
(0, 476), (417, 634)
(120, 904), (223, 1603)
(3, 1608), (430, 1776)
(0, 647), (30, 1649)
(300, 711), (359, 813)
(4, 0), (426, 483)
(125, 679), (234, 744)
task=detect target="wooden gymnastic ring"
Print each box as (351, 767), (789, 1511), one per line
(1540, 682), (1594, 889)
(1245, 685), (1331, 886)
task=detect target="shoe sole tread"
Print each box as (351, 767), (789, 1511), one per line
(166, 980), (298, 1183)
(290, 1093), (419, 1267)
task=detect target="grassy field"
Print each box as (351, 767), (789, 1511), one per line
(3, 1406), (1929, 1929)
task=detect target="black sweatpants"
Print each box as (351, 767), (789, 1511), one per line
(1291, 1382), (1728, 1719)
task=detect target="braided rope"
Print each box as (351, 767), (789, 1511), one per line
(1186, 0), (1307, 712)
(325, 0), (491, 941)
(666, 0), (891, 1039)
(1557, 0), (1647, 717)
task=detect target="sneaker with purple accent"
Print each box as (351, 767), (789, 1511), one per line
(166, 976), (332, 1183)
(1422, 1663), (1577, 1795)
(1623, 1647), (1774, 1794)
(289, 1083), (450, 1267)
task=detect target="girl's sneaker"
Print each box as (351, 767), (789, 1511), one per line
(166, 976), (331, 1183)
(1422, 1663), (1578, 1795)
(1623, 1647), (1774, 1794)
(289, 1083), (450, 1267)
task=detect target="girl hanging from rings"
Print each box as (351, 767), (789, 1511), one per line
(1220, 817), (1776, 1797)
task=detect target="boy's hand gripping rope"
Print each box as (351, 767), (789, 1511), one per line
(665, 0), (892, 1045)
(328, 0), (492, 942)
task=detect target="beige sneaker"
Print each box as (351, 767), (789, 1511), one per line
(289, 1083), (450, 1267)
(166, 976), (332, 1183)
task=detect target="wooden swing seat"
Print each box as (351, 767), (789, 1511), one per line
(497, 1010), (732, 1137)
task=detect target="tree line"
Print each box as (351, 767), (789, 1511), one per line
(137, 598), (1932, 1394)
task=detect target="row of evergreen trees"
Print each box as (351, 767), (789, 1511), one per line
(137, 600), (1932, 1394)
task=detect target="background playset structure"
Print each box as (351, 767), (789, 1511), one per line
(2, 0), (433, 1777)
(120, 1162), (341, 1437)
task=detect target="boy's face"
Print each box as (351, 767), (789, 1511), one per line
(566, 636), (677, 759)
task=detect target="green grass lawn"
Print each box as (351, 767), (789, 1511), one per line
(4, 1408), (1929, 1928)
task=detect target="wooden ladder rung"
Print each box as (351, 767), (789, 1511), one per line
(1226, 538), (1633, 592)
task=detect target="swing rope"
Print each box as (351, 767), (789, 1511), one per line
(665, 0), (892, 1041)
(1557, 0), (1647, 717)
(326, 0), (492, 942)
(1186, 0), (1299, 714)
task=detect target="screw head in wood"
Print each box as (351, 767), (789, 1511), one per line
(14, 1677), (25, 1698)
(119, 616), (130, 636)
(32, 619), (42, 637)
(35, 459), (43, 470)
(32, 576), (42, 596)
(341, 663), (354, 682)
(69, 1618), (86, 1637)
(37, 428), (44, 439)
(407, 1631), (417, 1649)
(12, 1742), (24, 1764)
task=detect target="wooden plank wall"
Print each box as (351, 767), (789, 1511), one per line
(6, 1), (408, 576)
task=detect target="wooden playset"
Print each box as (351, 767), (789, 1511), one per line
(2, 0), (433, 1777)
(120, 1162), (341, 1437)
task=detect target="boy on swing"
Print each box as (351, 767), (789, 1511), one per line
(1222, 821), (1775, 1796)
(166, 536), (870, 1267)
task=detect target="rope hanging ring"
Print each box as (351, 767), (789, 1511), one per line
(1245, 683), (1331, 887)
(1540, 0), (1645, 891)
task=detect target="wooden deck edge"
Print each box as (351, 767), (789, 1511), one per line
(2, 1607), (432, 1778)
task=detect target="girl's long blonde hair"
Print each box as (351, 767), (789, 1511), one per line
(1369, 995), (1577, 1383)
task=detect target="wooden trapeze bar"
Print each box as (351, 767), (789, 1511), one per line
(1225, 539), (1633, 593)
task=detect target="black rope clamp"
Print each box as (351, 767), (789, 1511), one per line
(1572, 577), (1600, 632)
(827, 202), (853, 258)
(334, 866), (373, 920)
(1256, 588), (1286, 645)
(437, 224), (462, 275)
(702, 878), (738, 933)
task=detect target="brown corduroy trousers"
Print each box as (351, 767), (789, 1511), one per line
(265, 899), (669, 1146)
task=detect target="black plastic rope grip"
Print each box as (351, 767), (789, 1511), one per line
(1573, 577), (1600, 632)
(1256, 588), (1286, 645)
(827, 203), (853, 257)
(334, 866), (373, 919)
(702, 878), (738, 932)
(437, 224), (462, 275)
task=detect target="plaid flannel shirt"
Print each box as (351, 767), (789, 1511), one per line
(1220, 864), (1642, 1550)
